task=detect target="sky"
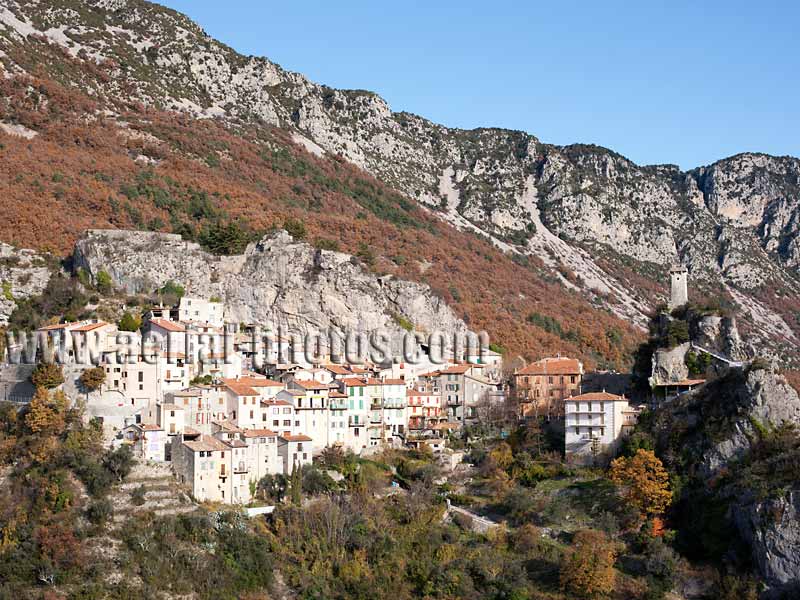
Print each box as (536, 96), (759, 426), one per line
(160, 0), (798, 169)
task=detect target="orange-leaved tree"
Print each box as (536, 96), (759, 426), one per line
(609, 449), (671, 520)
(559, 529), (617, 597)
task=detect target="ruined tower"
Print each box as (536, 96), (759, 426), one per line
(669, 264), (688, 310)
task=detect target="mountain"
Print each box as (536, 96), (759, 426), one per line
(0, 0), (798, 366)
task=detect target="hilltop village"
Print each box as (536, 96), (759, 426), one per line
(1, 267), (724, 505)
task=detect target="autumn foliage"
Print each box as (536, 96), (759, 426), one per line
(0, 58), (644, 368)
(609, 449), (672, 520)
(78, 366), (106, 391)
(559, 529), (618, 597)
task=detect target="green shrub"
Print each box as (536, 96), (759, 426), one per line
(118, 311), (141, 332)
(86, 498), (113, 526)
(313, 237), (339, 251)
(283, 217), (306, 240)
(131, 484), (147, 506)
(95, 270), (113, 294)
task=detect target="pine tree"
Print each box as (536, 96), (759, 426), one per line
(290, 464), (302, 505)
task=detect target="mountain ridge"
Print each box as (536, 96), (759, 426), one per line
(0, 0), (799, 364)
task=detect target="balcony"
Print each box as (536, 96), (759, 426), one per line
(446, 398), (462, 407)
(348, 416), (363, 427)
(234, 461), (248, 474)
(383, 401), (406, 410)
(370, 402), (383, 410)
(329, 400), (348, 410)
(369, 414), (382, 424)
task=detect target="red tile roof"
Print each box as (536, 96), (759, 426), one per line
(407, 389), (439, 397)
(225, 383), (259, 396)
(262, 399), (293, 407)
(291, 379), (333, 390)
(184, 434), (228, 452)
(654, 378), (705, 387)
(223, 377), (283, 391)
(71, 321), (111, 332)
(37, 322), (72, 331)
(517, 357), (583, 376)
(439, 365), (471, 375)
(281, 434), (312, 442)
(149, 318), (185, 332)
(567, 391), (625, 402)
(243, 428), (278, 438)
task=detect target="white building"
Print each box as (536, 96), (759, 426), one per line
(178, 297), (224, 328)
(564, 391), (639, 464)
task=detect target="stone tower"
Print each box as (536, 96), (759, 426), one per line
(669, 265), (688, 310)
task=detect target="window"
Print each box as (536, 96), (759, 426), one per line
(273, 420), (279, 427)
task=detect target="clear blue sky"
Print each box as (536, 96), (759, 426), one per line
(160, 0), (798, 169)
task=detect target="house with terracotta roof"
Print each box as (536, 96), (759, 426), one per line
(280, 379), (333, 452)
(514, 357), (584, 419)
(242, 428), (281, 482)
(165, 385), (219, 432)
(223, 380), (264, 429)
(564, 391), (640, 465)
(328, 389), (349, 447)
(437, 364), (496, 425)
(406, 388), (445, 431)
(172, 430), (252, 503)
(121, 422), (166, 461)
(339, 377), (369, 453)
(278, 434), (313, 473)
(35, 319), (118, 363)
(261, 397), (298, 438)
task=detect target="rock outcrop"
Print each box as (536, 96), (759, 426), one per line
(74, 229), (471, 350)
(652, 366), (800, 588)
(734, 491), (800, 589)
(0, 243), (53, 325)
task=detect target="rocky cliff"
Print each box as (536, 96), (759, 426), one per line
(0, 0), (799, 362)
(74, 229), (470, 350)
(0, 243), (53, 325)
(651, 366), (800, 589)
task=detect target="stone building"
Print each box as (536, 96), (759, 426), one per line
(669, 264), (688, 310)
(514, 357), (583, 419)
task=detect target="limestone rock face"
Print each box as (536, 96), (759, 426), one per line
(0, 243), (53, 325)
(74, 229), (470, 349)
(650, 342), (691, 385)
(697, 368), (800, 478)
(734, 491), (800, 588)
(653, 367), (800, 587)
